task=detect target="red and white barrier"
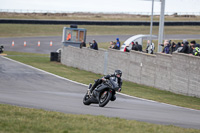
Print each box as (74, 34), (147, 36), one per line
(50, 41), (53, 46)
(24, 41), (26, 47)
(12, 41), (14, 46)
(38, 41), (40, 47)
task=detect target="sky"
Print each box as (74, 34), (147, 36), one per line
(0, 0), (200, 15)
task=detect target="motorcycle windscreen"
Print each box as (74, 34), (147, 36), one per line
(109, 77), (119, 91)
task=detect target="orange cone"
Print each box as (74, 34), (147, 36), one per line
(24, 41), (26, 47)
(38, 41), (40, 47)
(50, 41), (53, 46)
(12, 41), (14, 46)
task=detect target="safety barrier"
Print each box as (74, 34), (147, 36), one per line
(1, 19), (200, 26)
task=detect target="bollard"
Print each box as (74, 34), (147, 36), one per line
(24, 41), (26, 47)
(38, 41), (40, 47)
(12, 41), (14, 46)
(50, 41), (53, 46)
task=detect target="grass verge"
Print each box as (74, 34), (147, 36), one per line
(3, 51), (200, 110)
(1, 104), (200, 133)
(1, 24), (200, 37)
(1, 12), (200, 21)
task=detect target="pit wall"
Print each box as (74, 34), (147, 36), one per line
(61, 46), (200, 98)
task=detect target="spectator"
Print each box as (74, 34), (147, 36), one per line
(136, 41), (142, 52)
(183, 39), (188, 44)
(190, 40), (200, 48)
(131, 42), (137, 51)
(179, 41), (189, 54)
(80, 40), (86, 48)
(146, 40), (154, 54)
(170, 42), (177, 54)
(89, 39), (98, 50)
(174, 42), (183, 53)
(132, 41), (142, 52)
(109, 41), (114, 49)
(160, 40), (171, 54)
(189, 41), (196, 54)
(116, 38), (121, 50)
(174, 42), (181, 51)
(191, 45), (200, 56)
(124, 45), (130, 52)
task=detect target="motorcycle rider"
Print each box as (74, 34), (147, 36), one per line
(89, 70), (122, 101)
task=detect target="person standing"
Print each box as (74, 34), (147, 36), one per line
(170, 42), (177, 54)
(179, 41), (189, 54)
(146, 40), (154, 54)
(116, 38), (121, 50)
(159, 40), (171, 54)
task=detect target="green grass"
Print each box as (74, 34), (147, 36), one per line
(4, 51), (200, 110)
(1, 24), (200, 37)
(1, 104), (200, 133)
(1, 12), (200, 21)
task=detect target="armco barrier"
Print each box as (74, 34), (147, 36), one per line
(1, 19), (200, 25)
(61, 46), (200, 98)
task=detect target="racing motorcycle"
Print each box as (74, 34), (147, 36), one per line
(83, 77), (119, 107)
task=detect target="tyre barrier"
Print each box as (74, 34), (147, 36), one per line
(1, 19), (200, 26)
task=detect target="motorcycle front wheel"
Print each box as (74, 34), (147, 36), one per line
(99, 90), (112, 107)
(83, 93), (91, 105)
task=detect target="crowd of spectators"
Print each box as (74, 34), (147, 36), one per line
(80, 37), (200, 57)
(80, 39), (98, 50)
(160, 39), (200, 56)
(109, 38), (121, 50)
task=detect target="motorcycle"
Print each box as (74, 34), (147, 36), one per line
(83, 77), (119, 107)
(0, 45), (4, 54)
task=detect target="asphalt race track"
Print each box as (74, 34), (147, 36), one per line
(0, 56), (200, 129)
(1, 34), (200, 54)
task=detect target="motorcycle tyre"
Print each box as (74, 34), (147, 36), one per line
(83, 93), (91, 105)
(99, 91), (112, 107)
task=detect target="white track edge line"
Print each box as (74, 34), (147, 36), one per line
(2, 56), (200, 112)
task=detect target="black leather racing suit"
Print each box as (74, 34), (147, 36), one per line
(90, 74), (122, 101)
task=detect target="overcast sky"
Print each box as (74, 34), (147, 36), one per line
(1, 0), (200, 14)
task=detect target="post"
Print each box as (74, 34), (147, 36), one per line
(103, 51), (108, 75)
(158, 0), (165, 52)
(150, 0), (154, 45)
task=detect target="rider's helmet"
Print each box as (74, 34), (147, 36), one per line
(114, 70), (122, 77)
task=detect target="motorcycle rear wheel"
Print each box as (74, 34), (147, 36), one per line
(99, 91), (112, 107)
